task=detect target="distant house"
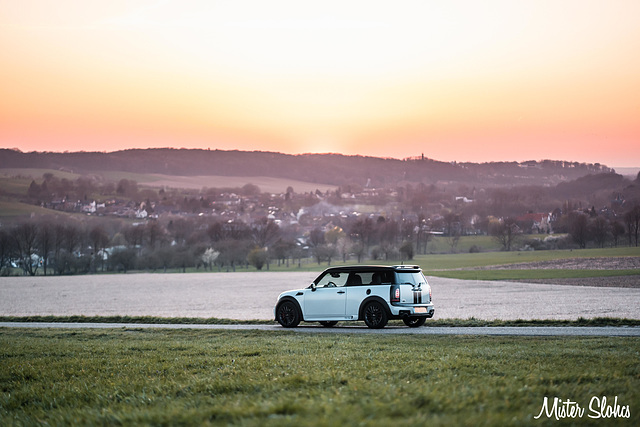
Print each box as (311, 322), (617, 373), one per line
(455, 196), (473, 203)
(516, 213), (552, 234)
(82, 201), (97, 214)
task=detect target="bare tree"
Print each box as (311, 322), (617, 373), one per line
(446, 229), (461, 253)
(63, 223), (82, 254)
(123, 224), (144, 253)
(414, 215), (433, 255)
(167, 218), (194, 245)
(314, 244), (336, 265)
(272, 238), (296, 267)
(11, 222), (40, 276)
(377, 217), (399, 247)
(624, 205), (640, 247)
(0, 229), (14, 275)
(336, 236), (350, 263)
(37, 220), (54, 275)
(590, 216), (611, 248)
(61, 222), (82, 274)
(400, 241), (414, 260)
(349, 218), (374, 252)
(490, 217), (521, 251)
(611, 220), (625, 248)
(216, 239), (250, 272)
(351, 241), (366, 263)
(172, 246), (194, 273)
(49, 221), (84, 275)
(51, 222), (66, 275)
(110, 248), (137, 273)
(568, 211), (589, 249)
(443, 212), (460, 237)
(251, 217), (280, 248)
(222, 220), (251, 241)
(207, 221), (224, 242)
(89, 225), (109, 272)
(144, 220), (166, 251)
(309, 227), (325, 247)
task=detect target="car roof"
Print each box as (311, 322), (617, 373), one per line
(322, 265), (422, 273)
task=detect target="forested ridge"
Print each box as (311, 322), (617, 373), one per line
(0, 148), (613, 187)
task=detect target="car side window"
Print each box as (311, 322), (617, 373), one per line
(346, 273), (363, 286)
(380, 271), (394, 284)
(316, 272), (348, 288)
(349, 271), (394, 285)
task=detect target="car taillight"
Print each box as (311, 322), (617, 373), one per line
(391, 286), (400, 303)
(429, 286), (432, 301)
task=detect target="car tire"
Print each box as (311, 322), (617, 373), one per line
(363, 301), (388, 329)
(402, 316), (426, 328)
(276, 300), (301, 328)
(319, 321), (338, 328)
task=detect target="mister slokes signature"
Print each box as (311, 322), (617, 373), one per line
(534, 396), (630, 420)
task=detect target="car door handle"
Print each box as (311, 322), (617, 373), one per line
(337, 290), (346, 294)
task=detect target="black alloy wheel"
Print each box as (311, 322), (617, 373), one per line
(363, 301), (388, 329)
(276, 301), (301, 328)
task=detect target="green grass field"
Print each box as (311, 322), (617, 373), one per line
(2, 315), (640, 327)
(424, 234), (503, 253)
(1, 328), (638, 426)
(260, 246), (640, 281)
(0, 201), (69, 218)
(0, 168), (80, 181)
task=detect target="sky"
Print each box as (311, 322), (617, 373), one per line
(1, 0), (639, 167)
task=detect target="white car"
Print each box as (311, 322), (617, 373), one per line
(274, 265), (434, 329)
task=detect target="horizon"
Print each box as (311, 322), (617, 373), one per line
(4, 146), (640, 174)
(1, 1), (639, 167)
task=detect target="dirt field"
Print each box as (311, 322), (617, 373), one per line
(2, 272), (639, 321)
(471, 256), (640, 288)
(473, 256), (640, 270)
(139, 174), (337, 194)
(513, 276), (640, 288)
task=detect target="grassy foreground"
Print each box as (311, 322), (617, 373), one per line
(1, 328), (638, 426)
(2, 315), (640, 327)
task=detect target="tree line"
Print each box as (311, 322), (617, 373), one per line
(0, 215), (422, 276)
(2, 202), (639, 276)
(488, 206), (640, 252)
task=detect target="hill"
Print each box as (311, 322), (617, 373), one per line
(0, 148), (613, 189)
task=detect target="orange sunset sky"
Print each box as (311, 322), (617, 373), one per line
(1, 1), (639, 167)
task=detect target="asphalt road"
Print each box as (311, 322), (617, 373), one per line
(2, 322), (639, 337)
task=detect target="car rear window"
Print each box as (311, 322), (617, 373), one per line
(395, 271), (428, 287)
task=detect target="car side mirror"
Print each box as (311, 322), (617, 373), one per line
(311, 283), (317, 292)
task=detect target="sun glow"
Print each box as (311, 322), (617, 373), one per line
(1, 1), (639, 166)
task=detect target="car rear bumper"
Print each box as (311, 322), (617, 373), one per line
(391, 304), (435, 318)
